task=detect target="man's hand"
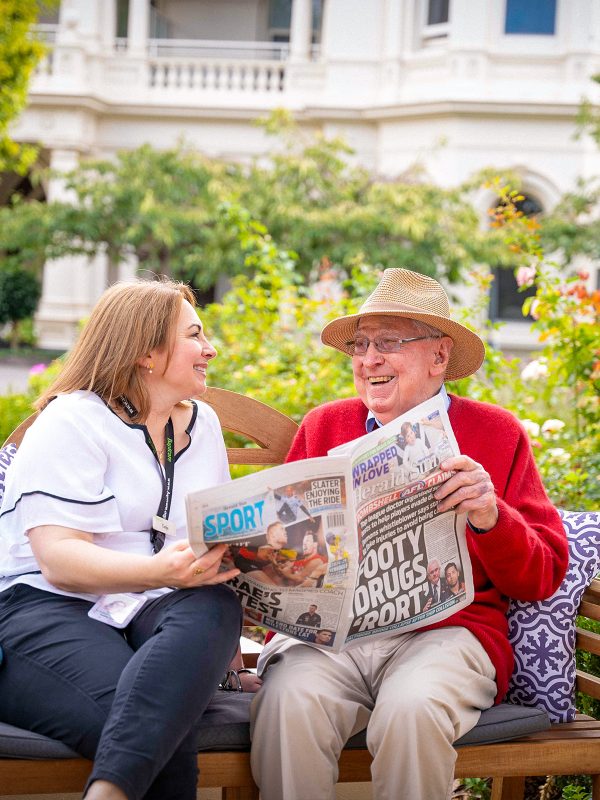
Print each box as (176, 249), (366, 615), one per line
(435, 456), (498, 532)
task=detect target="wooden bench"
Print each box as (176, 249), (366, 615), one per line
(1, 387), (599, 800)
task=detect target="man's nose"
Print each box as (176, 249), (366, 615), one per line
(362, 342), (384, 365)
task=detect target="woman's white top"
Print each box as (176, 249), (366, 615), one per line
(0, 391), (230, 601)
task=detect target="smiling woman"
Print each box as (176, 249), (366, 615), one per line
(0, 278), (244, 800)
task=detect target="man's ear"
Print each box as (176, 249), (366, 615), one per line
(431, 337), (453, 376)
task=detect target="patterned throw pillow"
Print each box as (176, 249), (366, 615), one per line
(506, 510), (600, 723)
(0, 443), (17, 507)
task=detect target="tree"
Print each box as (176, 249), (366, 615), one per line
(0, 264), (41, 347)
(0, 0), (52, 173)
(538, 73), (600, 264)
(0, 143), (250, 289)
(0, 123), (521, 293)
(235, 114), (511, 284)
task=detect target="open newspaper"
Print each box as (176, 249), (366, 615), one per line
(186, 394), (473, 653)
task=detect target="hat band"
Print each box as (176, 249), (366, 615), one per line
(359, 301), (450, 318)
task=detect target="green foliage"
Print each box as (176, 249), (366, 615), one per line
(200, 203), (357, 423)
(0, 390), (35, 444)
(450, 184), (600, 511)
(0, 265), (42, 347)
(576, 73), (600, 146)
(0, 266), (41, 323)
(238, 115), (511, 283)
(0, 0), (54, 172)
(576, 615), (600, 719)
(539, 179), (600, 264)
(558, 778), (592, 800)
(0, 118), (522, 290)
(9, 316), (37, 347)
(456, 777), (491, 799)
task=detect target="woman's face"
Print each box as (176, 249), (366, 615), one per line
(151, 300), (216, 403)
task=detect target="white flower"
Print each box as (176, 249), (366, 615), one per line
(542, 419), (566, 435)
(521, 419), (540, 437)
(521, 359), (548, 381)
(546, 448), (570, 464)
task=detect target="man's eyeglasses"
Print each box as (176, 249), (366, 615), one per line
(346, 335), (439, 356)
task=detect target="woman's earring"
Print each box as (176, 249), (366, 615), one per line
(147, 362), (154, 374)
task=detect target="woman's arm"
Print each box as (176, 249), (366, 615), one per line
(28, 525), (239, 593)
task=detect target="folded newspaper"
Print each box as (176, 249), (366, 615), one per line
(186, 394), (473, 653)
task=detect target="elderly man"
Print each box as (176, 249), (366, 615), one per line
(250, 268), (568, 800)
(424, 558), (448, 609)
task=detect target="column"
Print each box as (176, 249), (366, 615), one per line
(36, 150), (103, 350)
(380, 0), (402, 100)
(100, 0), (117, 51)
(289, 0), (313, 62)
(128, 0), (150, 56)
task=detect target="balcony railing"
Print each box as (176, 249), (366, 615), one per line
(30, 30), (309, 95)
(148, 38), (290, 61)
(32, 24), (58, 77)
(34, 23), (58, 43)
(149, 57), (286, 92)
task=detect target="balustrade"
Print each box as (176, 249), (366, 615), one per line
(149, 57), (286, 93)
(31, 27), (294, 94)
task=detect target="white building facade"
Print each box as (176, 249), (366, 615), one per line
(10, 0), (600, 349)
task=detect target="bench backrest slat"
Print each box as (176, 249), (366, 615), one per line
(2, 388), (300, 465)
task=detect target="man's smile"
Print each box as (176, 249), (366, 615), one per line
(367, 376), (394, 384)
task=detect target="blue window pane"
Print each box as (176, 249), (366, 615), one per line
(505, 0), (556, 35)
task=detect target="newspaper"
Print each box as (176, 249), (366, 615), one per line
(186, 395), (473, 653)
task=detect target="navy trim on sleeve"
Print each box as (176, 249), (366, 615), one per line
(0, 490), (116, 521)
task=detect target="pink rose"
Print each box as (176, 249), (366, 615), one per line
(516, 266), (536, 288)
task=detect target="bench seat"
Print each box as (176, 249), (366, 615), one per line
(0, 698), (552, 796)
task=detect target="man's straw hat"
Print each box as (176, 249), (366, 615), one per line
(321, 268), (485, 381)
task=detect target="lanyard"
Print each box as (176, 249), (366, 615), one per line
(145, 417), (175, 554)
(117, 395), (175, 554)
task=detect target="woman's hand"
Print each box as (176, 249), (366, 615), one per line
(435, 456), (498, 532)
(28, 526), (239, 593)
(152, 541), (240, 588)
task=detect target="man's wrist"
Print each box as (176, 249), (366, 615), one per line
(467, 507), (499, 535)
(467, 519), (490, 534)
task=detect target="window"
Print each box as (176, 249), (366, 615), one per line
(427, 0), (449, 25)
(116, 0), (129, 38)
(422, 0), (450, 44)
(268, 0), (324, 44)
(489, 195), (543, 322)
(505, 0), (556, 35)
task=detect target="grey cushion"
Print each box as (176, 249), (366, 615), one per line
(0, 697), (550, 760)
(0, 721), (79, 760)
(345, 702), (550, 749)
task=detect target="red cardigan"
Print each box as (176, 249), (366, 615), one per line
(285, 394), (568, 702)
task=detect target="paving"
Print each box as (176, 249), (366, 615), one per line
(0, 362), (33, 394)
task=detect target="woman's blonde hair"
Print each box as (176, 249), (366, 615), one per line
(36, 278), (196, 422)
